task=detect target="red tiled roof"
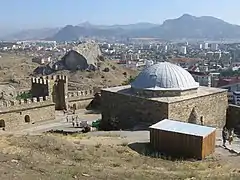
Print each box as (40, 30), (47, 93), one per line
(217, 77), (240, 87)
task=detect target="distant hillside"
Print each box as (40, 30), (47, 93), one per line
(2, 28), (60, 41)
(50, 14), (240, 41)
(77, 21), (159, 30)
(152, 14), (240, 39)
(4, 14), (240, 41)
(48, 25), (124, 42)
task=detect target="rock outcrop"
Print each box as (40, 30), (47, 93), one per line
(0, 84), (17, 106)
(34, 42), (102, 75)
(62, 42), (101, 71)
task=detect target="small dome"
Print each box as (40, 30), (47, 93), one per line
(131, 62), (199, 91)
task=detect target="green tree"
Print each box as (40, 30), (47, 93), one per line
(122, 76), (137, 85)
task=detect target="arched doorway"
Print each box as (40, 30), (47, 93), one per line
(24, 115), (30, 123)
(0, 119), (5, 128)
(73, 104), (77, 110)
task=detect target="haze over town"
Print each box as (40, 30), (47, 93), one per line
(1, 0), (240, 29)
(1, 1), (240, 180)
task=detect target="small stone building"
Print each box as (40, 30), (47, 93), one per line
(101, 62), (228, 130)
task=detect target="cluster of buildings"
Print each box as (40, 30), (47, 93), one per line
(99, 40), (240, 107)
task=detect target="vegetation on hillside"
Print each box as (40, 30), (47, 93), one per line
(122, 75), (137, 85)
(16, 91), (32, 100)
(0, 134), (239, 179)
(220, 69), (240, 77)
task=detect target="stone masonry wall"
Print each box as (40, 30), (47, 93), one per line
(101, 90), (168, 130)
(68, 98), (93, 110)
(168, 91), (228, 128)
(0, 102), (55, 131)
(67, 89), (94, 110)
(226, 104), (240, 128)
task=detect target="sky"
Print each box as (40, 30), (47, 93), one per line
(1, 0), (240, 30)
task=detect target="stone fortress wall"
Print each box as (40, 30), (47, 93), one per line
(101, 90), (169, 130)
(67, 84), (123, 110)
(67, 89), (95, 110)
(0, 74), (112, 131)
(0, 93), (55, 131)
(168, 91), (228, 127)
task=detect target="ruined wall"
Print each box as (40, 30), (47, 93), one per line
(0, 96), (55, 131)
(168, 91), (228, 128)
(101, 90), (168, 130)
(67, 89), (94, 110)
(226, 104), (240, 128)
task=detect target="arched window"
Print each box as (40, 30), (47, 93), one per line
(0, 120), (5, 128)
(24, 115), (30, 123)
(73, 104), (77, 110)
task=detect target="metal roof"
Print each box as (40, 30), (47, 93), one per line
(131, 62), (199, 91)
(149, 119), (216, 137)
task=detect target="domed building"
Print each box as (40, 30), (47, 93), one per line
(131, 62), (199, 97)
(100, 62), (228, 130)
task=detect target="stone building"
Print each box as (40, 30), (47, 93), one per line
(101, 62), (228, 130)
(0, 74), (95, 131)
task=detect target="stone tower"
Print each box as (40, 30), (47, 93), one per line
(31, 75), (68, 110)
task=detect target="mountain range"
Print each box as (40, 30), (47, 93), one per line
(2, 14), (240, 41)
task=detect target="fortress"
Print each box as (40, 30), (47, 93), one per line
(0, 74), (95, 131)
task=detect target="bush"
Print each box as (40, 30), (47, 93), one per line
(122, 75), (137, 85)
(16, 92), (32, 100)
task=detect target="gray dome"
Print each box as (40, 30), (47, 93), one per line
(131, 62), (199, 91)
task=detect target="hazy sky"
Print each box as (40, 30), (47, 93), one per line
(1, 0), (240, 29)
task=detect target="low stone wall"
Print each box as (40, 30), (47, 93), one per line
(68, 97), (93, 110)
(0, 101), (55, 131)
(67, 89), (95, 110)
(226, 104), (240, 128)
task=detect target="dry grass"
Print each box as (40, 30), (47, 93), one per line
(0, 134), (239, 180)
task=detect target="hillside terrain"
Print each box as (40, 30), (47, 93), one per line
(0, 133), (239, 180)
(0, 52), (138, 91)
(3, 14), (240, 41)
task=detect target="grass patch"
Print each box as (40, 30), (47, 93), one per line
(0, 134), (239, 180)
(97, 132), (121, 137)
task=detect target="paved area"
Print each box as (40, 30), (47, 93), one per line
(12, 109), (101, 135)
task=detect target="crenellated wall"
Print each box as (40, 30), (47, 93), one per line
(67, 89), (95, 110)
(68, 89), (94, 98)
(0, 96), (55, 131)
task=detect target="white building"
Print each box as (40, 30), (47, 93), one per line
(199, 44), (203, 49)
(220, 83), (240, 105)
(179, 46), (187, 55)
(233, 91), (240, 105)
(204, 43), (209, 50)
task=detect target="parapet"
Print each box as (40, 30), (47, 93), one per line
(31, 77), (50, 85)
(0, 96), (51, 109)
(44, 74), (68, 82)
(68, 89), (94, 98)
(31, 74), (68, 84)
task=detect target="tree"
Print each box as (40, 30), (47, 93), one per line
(122, 75), (137, 85)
